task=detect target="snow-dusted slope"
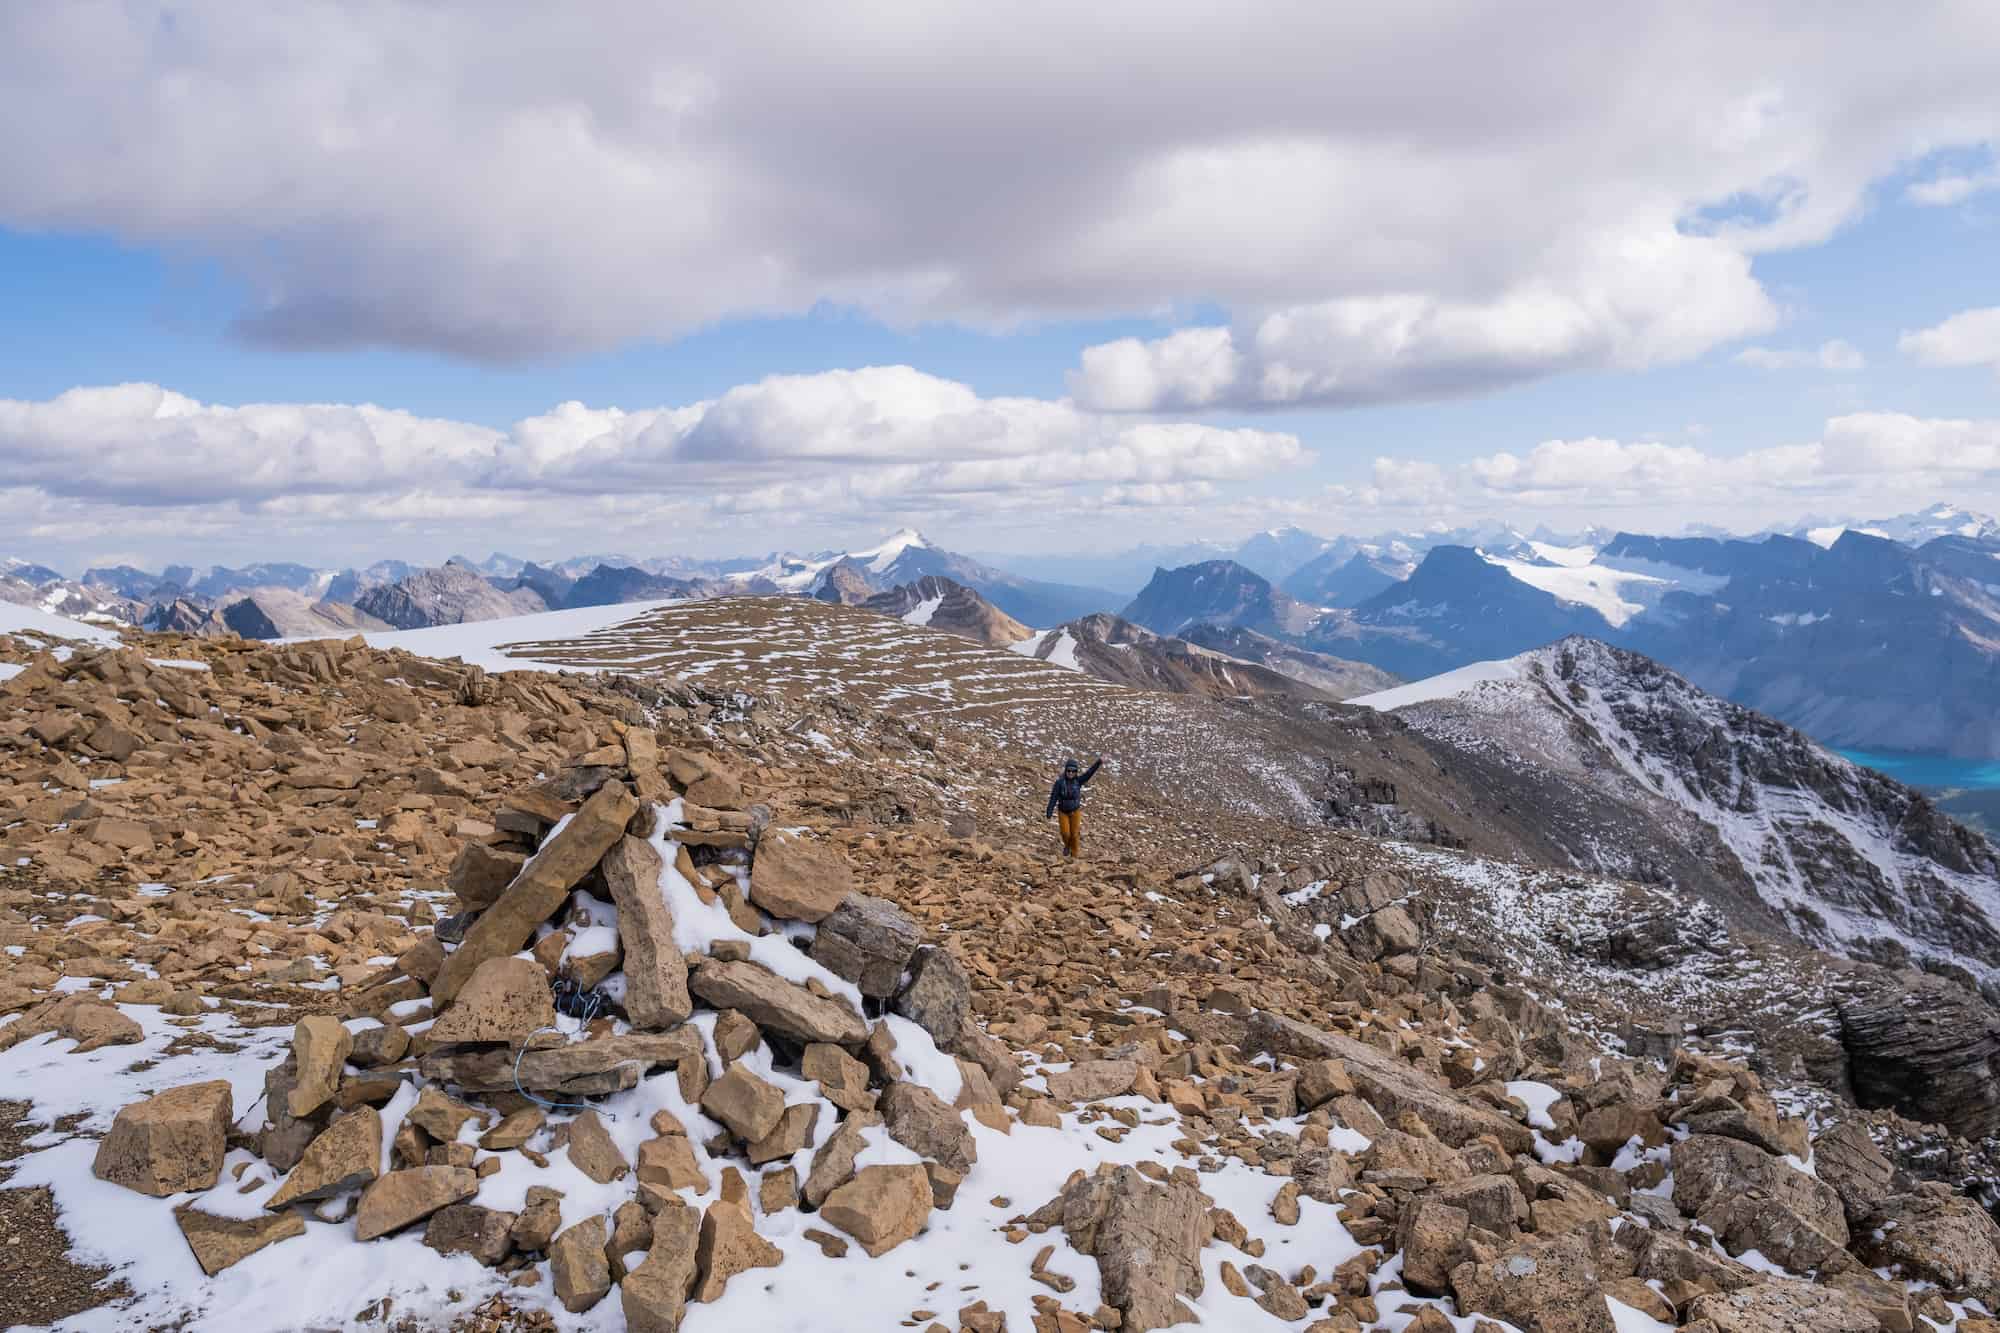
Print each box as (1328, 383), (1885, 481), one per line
(0, 601), (125, 648)
(1370, 637), (2000, 985)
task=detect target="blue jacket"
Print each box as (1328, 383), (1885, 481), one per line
(1046, 759), (1101, 816)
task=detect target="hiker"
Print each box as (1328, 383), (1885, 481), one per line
(1045, 755), (1102, 858)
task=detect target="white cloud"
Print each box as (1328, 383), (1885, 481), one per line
(1733, 338), (1867, 370)
(1906, 166), (2000, 206)
(0, 2), (1992, 408)
(1899, 307), (2000, 374)
(0, 372), (1307, 561)
(1313, 413), (2000, 523)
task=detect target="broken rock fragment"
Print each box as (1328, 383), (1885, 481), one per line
(820, 1163), (934, 1258)
(809, 892), (922, 997)
(92, 1079), (233, 1197)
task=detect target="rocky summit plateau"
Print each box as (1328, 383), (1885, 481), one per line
(6, 595), (2000, 1333)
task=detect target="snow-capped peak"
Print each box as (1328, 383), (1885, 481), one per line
(858, 528), (931, 574)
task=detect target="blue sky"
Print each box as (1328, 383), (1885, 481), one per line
(1, 5), (1997, 570)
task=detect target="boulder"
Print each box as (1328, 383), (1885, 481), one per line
(510, 1186), (564, 1251)
(433, 780), (638, 1002)
(622, 1198), (701, 1333)
(423, 1204), (517, 1266)
(551, 1216), (614, 1313)
(1398, 1199), (1473, 1294)
(1813, 1119), (1895, 1227)
(639, 1133), (710, 1195)
(809, 893), (922, 998)
(1671, 1134), (1849, 1271)
(355, 1166), (478, 1241)
(803, 1042), (875, 1112)
(804, 1110), (881, 1208)
(566, 1109), (630, 1184)
(349, 1024), (411, 1068)
(427, 956), (555, 1046)
(688, 959), (868, 1046)
(267, 1106), (381, 1207)
(1047, 1059), (1139, 1104)
(748, 1103), (821, 1166)
(601, 835), (692, 1029)
(92, 1080), (232, 1197)
(61, 1001), (142, 1052)
(747, 828), (853, 923)
(693, 1199), (784, 1301)
(1052, 1164), (1213, 1333)
(1350, 904), (1420, 959)
(701, 1065), (786, 1143)
(1247, 1010), (1533, 1154)
(894, 946), (971, 1046)
(175, 1205), (306, 1276)
(820, 1163), (934, 1258)
(1837, 968), (2000, 1138)
(1448, 1232), (1616, 1333)
(1858, 1184), (2000, 1307)
(406, 1086), (484, 1142)
(880, 1082), (977, 1175)
(421, 1029), (703, 1096)
(446, 841), (527, 910)
(1296, 1058), (1354, 1112)
(1687, 1281), (1887, 1332)
(287, 1016), (351, 1118)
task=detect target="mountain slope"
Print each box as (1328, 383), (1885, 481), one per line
(559, 563), (703, 609)
(1177, 624), (1400, 699)
(1013, 612), (1335, 701)
(1120, 560), (1313, 638)
(1361, 637), (2000, 987)
(859, 576), (1031, 648)
(354, 565), (549, 629)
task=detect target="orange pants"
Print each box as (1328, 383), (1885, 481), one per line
(1056, 809), (1081, 857)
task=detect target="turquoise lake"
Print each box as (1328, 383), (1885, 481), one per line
(1835, 749), (2000, 791)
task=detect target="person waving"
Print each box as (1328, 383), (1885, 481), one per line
(1045, 755), (1102, 858)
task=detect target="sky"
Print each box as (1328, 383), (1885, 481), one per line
(2, 2), (1999, 573)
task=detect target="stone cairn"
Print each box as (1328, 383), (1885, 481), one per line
(85, 736), (1023, 1328)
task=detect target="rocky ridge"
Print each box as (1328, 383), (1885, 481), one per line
(6, 615), (2000, 1330)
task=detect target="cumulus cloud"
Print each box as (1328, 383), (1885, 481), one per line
(1314, 414), (2000, 522)
(1734, 338), (1867, 370)
(1906, 165), (2000, 206)
(1899, 307), (2000, 374)
(0, 372), (1307, 560)
(0, 2), (1994, 407)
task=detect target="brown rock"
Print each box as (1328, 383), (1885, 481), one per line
(175, 1205), (306, 1276)
(602, 835), (693, 1030)
(713, 1008), (762, 1064)
(566, 1109), (630, 1184)
(820, 1163), (934, 1257)
(287, 1016), (352, 1118)
(510, 1186), (563, 1251)
(622, 1198), (701, 1333)
(428, 956), (556, 1045)
(1448, 1232), (1615, 1333)
(1687, 1281), (1888, 1332)
(349, 1024), (411, 1068)
(638, 1133), (710, 1195)
(1296, 1058), (1354, 1111)
(701, 1064), (787, 1143)
(1051, 1164), (1213, 1333)
(447, 841), (528, 910)
(92, 1080), (232, 1197)
(881, 1081), (977, 1175)
(480, 1107), (546, 1151)
(1399, 1199), (1471, 1294)
(804, 1110), (881, 1208)
(747, 828), (853, 923)
(894, 946), (971, 1046)
(551, 1216), (614, 1313)
(406, 1086), (485, 1143)
(809, 892), (922, 998)
(1859, 1185), (2000, 1308)
(749, 1102), (821, 1165)
(1814, 1119), (1895, 1227)
(1672, 1134), (1849, 1271)
(424, 1204), (517, 1266)
(268, 1107), (381, 1207)
(62, 1002), (143, 1052)
(804, 1042), (874, 1112)
(433, 780), (638, 1002)
(761, 1166), (799, 1214)
(694, 1199), (784, 1301)
(689, 959), (868, 1046)
(355, 1166), (478, 1241)
(1046, 1059), (1138, 1104)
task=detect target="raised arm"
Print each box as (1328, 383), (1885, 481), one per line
(1080, 758), (1102, 784)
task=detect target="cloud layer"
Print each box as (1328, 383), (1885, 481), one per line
(1, 2), (1995, 410)
(1901, 307), (2000, 375)
(0, 373), (1306, 563)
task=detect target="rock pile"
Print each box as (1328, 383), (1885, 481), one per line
(81, 732), (1040, 1324)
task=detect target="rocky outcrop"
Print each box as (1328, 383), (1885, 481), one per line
(91, 1080), (232, 1197)
(1837, 968), (2000, 1138)
(1671, 1134), (1850, 1271)
(1046, 1164), (1214, 1332)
